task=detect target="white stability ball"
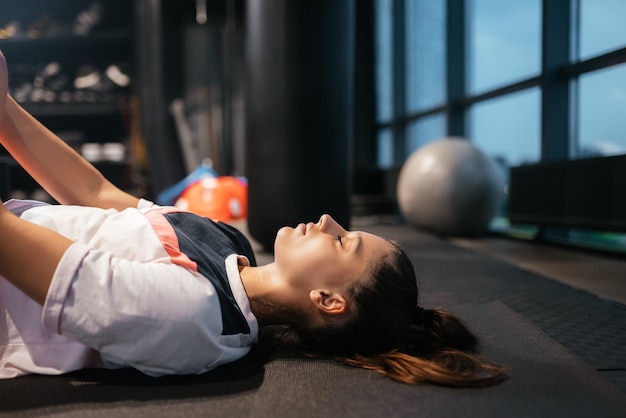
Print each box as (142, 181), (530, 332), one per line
(397, 137), (504, 236)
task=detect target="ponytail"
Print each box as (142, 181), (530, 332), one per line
(341, 308), (507, 387)
(417, 308), (477, 351)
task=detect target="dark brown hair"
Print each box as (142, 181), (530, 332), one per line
(266, 241), (508, 387)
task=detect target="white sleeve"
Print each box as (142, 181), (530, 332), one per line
(42, 242), (226, 376)
(137, 198), (159, 209)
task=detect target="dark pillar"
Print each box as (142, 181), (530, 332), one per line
(136, 0), (185, 198)
(245, 0), (355, 250)
(446, 0), (466, 137)
(541, 0), (571, 161)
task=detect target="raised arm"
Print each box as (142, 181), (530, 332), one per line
(0, 52), (139, 210)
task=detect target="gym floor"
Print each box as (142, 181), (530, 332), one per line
(450, 236), (626, 305)
(1, 216), (625, 417)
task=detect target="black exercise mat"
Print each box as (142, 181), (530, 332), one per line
(1, 301), (625, 417)
(2, 222), (626, 417)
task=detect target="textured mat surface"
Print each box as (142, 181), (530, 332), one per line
(1, 301), (625, 417)
(1, 222), (625, 417)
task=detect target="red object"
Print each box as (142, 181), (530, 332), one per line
(175, 177), (247, 222)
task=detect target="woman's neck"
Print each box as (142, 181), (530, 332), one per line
(239, 263), (274, 299)
(240, 263), (289, 327)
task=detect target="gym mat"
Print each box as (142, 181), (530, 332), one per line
(1, 223), (625, 417)
(1, 301), (624, 417)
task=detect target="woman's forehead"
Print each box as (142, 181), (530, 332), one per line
(358, 231), (394, 259)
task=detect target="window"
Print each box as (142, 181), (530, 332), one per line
(373, 0), (626, 253)
(377, 128), (394, 168)
(375, 0), (393, 123)
(467, 0), (541, 94)
(406, 113), (446, 155)
(578, 0), (626, 60)
(577, 63), (626, 158)
(470, 88), (541, 166)
(405, 0), (446, 113)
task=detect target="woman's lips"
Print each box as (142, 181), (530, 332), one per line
(298, 222), (315, 235)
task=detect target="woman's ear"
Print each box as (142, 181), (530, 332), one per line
(309, 289), (347, 315)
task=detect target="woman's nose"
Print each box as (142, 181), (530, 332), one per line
(319, 214), (344, 234)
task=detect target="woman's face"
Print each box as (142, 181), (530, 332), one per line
(273, 214), (394, 291)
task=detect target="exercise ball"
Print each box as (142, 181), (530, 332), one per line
(397, 137), (504, 236)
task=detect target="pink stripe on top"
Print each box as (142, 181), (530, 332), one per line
(144, 208), (198, 272)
